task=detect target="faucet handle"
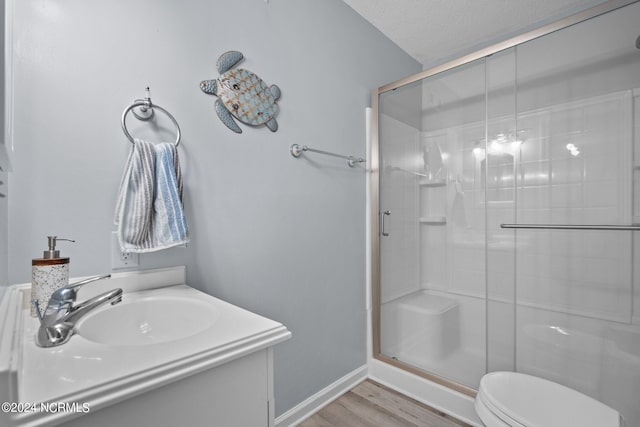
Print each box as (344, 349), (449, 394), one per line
(49, 274), (112, 306)
(67, 274), (112, 291)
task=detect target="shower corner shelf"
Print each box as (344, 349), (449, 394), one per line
(419, 217), (447, 225)
(419, 179), (447, 187)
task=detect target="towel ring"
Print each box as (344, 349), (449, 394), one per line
(121, 99), (182, 147)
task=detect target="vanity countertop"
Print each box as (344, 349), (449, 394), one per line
(0, 266), (291, 427)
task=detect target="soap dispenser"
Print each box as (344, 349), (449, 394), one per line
(31, 236), (75, 318)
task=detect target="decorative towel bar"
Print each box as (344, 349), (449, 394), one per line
(290, 144), (365, 168)
(121, 87), (182, 147)
(500, 223), (640, 231)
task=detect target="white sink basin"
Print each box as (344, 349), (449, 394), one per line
(77, 295), (218, 346)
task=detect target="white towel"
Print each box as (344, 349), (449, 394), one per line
(114, 139), (189, 253)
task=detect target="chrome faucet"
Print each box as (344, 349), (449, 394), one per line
(31, 274), (123, 347)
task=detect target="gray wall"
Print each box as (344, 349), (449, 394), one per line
(6, 0), (419, 416)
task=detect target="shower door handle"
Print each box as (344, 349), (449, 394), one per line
(381, 210), (391, 236)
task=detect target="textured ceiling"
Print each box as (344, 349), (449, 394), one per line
(342, 0), (610, 66)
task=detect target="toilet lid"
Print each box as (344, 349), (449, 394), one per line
(478, 372), (620, 427)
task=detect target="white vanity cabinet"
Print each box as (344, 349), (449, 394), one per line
(63, 349), (276, 427)
(0, 267), (291, 427)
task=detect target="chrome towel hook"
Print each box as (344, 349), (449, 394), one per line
(132, 86), (154, 121)
(121, 87), (182, 147)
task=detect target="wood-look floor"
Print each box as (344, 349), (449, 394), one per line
(297, 380), (473, 427)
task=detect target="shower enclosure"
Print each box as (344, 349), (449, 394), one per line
(371, 1), (640, 424)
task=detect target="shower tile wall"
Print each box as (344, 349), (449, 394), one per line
(418, 89), (636, 381)
(511, 95), (635, 407)
(514, 92), (632, 323)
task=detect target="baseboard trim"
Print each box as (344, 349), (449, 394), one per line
(275, 365), (368, 427)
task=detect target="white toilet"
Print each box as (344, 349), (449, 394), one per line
(475, 372), (621, 427)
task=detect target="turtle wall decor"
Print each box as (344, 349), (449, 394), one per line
(200, 51), (281, 134)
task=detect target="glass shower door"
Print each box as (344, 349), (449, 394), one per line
(509, 5), (640, 424)
(377, 60), (489, 391)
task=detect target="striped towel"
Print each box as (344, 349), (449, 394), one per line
(114, 139), (189, 253)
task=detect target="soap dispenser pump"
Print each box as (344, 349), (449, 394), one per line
(31, 236), (75, 318)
